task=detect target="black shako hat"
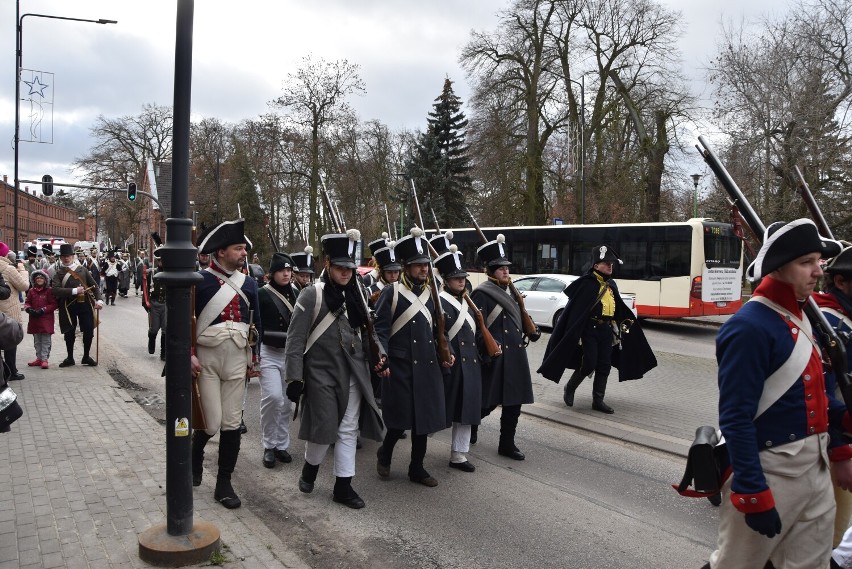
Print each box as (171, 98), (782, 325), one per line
(269, 252), (295, 274)
(747, 218), (842, 281)
(590, 245), (623, 266)
(373, 246), (402, 272)
(58, 243), (74, 257)
(476, 234), (511, 268)
(368, 233), (391, 256)
(26, 245), (37, 257)
(196, 219), (253, 255)
(42, 244), (56, 257)
(290, 246), (315, 274)
(435, 245), (468, 279)
(321, 229), (360, 269)
(429, 231), (454, 256)
(394, 227), (431, 265)
(826, 246), (852, 276)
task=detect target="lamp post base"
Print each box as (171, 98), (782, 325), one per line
(138, 520), (220, 567)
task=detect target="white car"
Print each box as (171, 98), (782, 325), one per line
(513, 274), (637, 328)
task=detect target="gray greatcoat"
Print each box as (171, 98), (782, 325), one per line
(374, 281), (449, 435)
(284, 283), (384, 445)
(440, 291), (482, 425)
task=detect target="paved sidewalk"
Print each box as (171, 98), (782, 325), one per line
(0, 336), (309, 569)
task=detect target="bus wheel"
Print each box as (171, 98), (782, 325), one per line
(552, 309), (563, 328)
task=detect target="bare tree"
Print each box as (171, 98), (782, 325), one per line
(710, 0), (852, 232)
(269, 56), (366, 245)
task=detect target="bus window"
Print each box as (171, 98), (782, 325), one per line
(617, 240), (648, 280)
(703, 223), (741, 268)
(510, 241), (535, 274)
(538, 243), (560, 273)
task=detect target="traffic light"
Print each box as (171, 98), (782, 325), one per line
(41, 174), (53, 196)
(127, 182), (137, 201)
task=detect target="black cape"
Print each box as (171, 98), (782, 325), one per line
(537, 271), (657, 383)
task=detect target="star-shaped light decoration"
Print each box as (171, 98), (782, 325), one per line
(24, 75), (50, 97)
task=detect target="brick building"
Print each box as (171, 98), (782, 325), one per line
(0, 175), (96, 253)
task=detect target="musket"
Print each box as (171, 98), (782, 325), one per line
(464, 207), (541, 342)
(189, 220), (208, 431)
(431, 208), (501, 358)
(384, 204), (393, 238)
(266, 224), (280, 253)
(318, 175), (388, 372)
(696, 135), (852, 409)
(793, 165), (834, 239)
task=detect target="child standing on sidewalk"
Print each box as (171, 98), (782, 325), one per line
(24, 270), (57, 369)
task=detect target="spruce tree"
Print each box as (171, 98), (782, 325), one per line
(407, 78), (472, 229)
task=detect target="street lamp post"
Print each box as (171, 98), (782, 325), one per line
(691, 174), (702, 218)
(568, 77), (586, 224)
(14, 0), (116, 251)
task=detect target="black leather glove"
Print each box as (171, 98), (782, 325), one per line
(37, 308), (45, 315)
(285, 381), (303, 403)
(744, 508), (782, 538)
(24, 307), (36, 315)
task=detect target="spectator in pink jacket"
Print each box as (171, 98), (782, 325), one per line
(24, 270), (57, 369)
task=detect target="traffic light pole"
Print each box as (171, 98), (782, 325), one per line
(20, 179), (164, 210)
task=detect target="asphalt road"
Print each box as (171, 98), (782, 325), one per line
(93, 293), (720, 568)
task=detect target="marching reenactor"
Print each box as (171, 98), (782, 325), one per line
(284, 231), (385, 509)
(257, 252), (299, 469)
(100, 250), (122, 305)
(362, 233), (392, 289)
(703, 220), (852, 569)
(42, 244), (59, 278)
(290, 246), (315, 290)
(190, 219), (261, 510)
(365, 243), (402, 404)
(436, 245), (482, 473)
(51, 243), (104, 367)
(133, 248), (149, 297)
(470, 234), (534, 460)
(539, 245), (656, 414)
(374, 228), (453, 487)
(142, 245), (167, 361)
(814, 246), (852, 553)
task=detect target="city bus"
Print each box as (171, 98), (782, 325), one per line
(433, 218), (744, 318)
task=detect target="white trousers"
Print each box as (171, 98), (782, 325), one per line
(304, 377), (361, 478)
(450, 422), (471, 462)
(834, 524), (852, 568)
(710, 433), (835, 569)
(196, 331), (249, 435)
(259, 344), (292, 451)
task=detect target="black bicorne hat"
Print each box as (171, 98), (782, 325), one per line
(269, 252), (295, 274)
(747, 219), (842, 281)
(826, 246), (852, 276)
(373, 246), (402, 272)
(590, 245), (622, 265)
(476, 234), (511, 268)
(394, 227), (431, 265)
(290, 246), (315, 274)
(321, 229), (360, 269)
(435, 245), (468, 279)
(429, 231), (454, 256)
(196, 219), (253, 255)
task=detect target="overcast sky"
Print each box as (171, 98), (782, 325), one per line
(0, 0), (789, 193)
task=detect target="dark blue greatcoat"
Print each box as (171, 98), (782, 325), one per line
(470, 281), (534, 409)
(440, 291), (482, 425)
(375, 281), (449, 435)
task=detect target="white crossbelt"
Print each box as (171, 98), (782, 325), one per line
(391, 284), (432, 337)
(301, 283), (338, 353)
(196, 269), (247, 338)
(749, 296), (818, 419)
(440, 291), (474, 341)
(823, 307), (852, 331)
(262, 284), (294, 312)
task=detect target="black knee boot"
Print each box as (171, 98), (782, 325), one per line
(159, 335), (166, 361)
(377, 429), (403, 478)
(214, 429), (242, 509)
(407, 434), (437, 486)
(563, 370), (586, 407)
(191, 430), (213, 486)
(592, 371), (614, 414)
(470, 424), (478, 445)
(299, 461), (320, 493)
(332, 476), (365, 509)
(498, 407), (525, 460)
(148, 333), (156, 355)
